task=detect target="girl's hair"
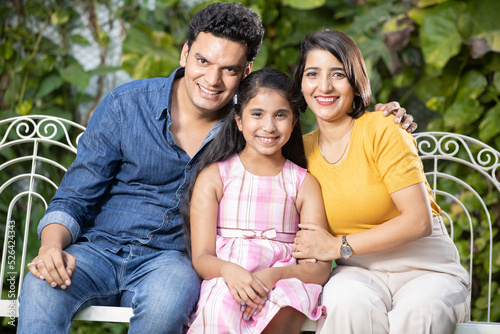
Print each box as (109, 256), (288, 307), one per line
(294, 29), (372, 118)
(181, 67), (307, 253)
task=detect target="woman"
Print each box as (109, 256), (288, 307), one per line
(292, 30), (470, 333)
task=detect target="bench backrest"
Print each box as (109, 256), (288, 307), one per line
(1, 116), (499, 323)
(0, 116), (85, 320)
(413, 132), (499, 322)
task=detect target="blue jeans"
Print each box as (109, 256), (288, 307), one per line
(18, 242), (201, 334)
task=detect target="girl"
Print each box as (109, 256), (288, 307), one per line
(183, 68), (331, 333)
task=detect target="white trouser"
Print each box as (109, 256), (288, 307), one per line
(317, 216), (470, 334)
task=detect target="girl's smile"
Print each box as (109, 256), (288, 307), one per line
(235, 89), (296, 160)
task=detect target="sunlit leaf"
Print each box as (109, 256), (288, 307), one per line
(50, 10), (70, 26)
(467, 0), (500, 53)
(420, 5), (462, 75)
(415, 0), (450, 8)
(15, 99), (33, 115)
(282, 0), (325, 10)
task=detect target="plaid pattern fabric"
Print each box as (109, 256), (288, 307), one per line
(188, 154), (323, 333)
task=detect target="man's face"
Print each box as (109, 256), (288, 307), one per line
(179, 32), (251, 115)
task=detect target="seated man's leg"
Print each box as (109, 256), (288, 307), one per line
(18, 242), (120, 334)
(123, 249), (200, 334)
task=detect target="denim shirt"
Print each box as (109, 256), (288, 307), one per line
(38, 67), (227, 253)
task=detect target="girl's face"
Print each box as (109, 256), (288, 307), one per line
(301, 49), (355, 123)
(235, 89), (296, 159)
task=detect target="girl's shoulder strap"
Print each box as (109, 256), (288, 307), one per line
(217, 153), (240, 183)
(283, 159), (308, 193)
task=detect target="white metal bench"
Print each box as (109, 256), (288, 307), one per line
(1, 115), (499, 333)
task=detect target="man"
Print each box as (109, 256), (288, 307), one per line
(18, 3), (264, 333)
(18, 2), (414, 333)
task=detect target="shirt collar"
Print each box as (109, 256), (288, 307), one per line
(156, 67), (185, 120)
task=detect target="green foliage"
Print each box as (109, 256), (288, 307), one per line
(2, 0), (499, 330)
(0, 0), (124, 124)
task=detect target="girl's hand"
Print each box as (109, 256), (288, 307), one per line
(221, 263), (269, 320)
(293, 223), (337, 261)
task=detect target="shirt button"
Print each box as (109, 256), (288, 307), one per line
(150, 234), (155, 239)
(187, 164), (192, 170)
(169, 140), (173, 145)
(165, 214), (170, 220)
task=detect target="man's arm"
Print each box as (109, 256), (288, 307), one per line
(31, 93), (123, 288)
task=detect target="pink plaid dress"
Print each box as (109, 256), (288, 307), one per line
(188, 154), (323, 333)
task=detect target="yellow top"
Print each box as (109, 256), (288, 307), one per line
(303, 112), (441, 236)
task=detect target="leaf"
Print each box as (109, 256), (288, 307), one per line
(70, 34), (91, 46)
(408, 7), (428, 26)
(493, 71), (500, 93)
(467, 0), (500, 53)
(15, 99), (33, 115)
(60, 64), (91, 92)
(479, 104), (500, 142)
(420, 5), (462, 75)
(347, 5), (392, 38)
(443, 98), (484, 127)
(89, 66), (121, 76)
(415, 0), (450, 8)
(33, 74), (64, 99)
(282, 0), (325, 10)
(1, 40), (14, 60)
(15, 56), (32, 73)
(454, 70), (487, 101)
(50, 10), (70, 26)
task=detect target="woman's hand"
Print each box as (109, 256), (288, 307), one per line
(221, 262), (269, 321)
(375, 101), (417, 133)
(27, 245), (76, 290)
(292, 223), (338, 262)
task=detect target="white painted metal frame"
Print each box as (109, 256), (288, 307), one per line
(0, 116), (133, 323)
(1, 117), (499, 332)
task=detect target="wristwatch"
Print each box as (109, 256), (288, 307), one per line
(340, 235), (353, 259)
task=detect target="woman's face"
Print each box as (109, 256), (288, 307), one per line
(301, 49), (355, 123)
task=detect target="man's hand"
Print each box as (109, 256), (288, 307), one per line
(375, 101), (417, 133)
(28, 246), (76, 290)
(28, 223), (75, 289)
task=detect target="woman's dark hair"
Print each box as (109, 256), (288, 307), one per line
(187, 2), (264, 63)
(294, 29), (371, 118)
(182, 68), (307, 253)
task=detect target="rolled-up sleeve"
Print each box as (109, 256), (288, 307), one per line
(37, 211), (81, 243)
(38, 93), (123, 242)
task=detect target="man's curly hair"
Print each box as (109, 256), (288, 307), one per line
(187, 2), (265, 63)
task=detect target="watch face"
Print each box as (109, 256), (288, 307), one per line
(341, 245), (352, 259)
